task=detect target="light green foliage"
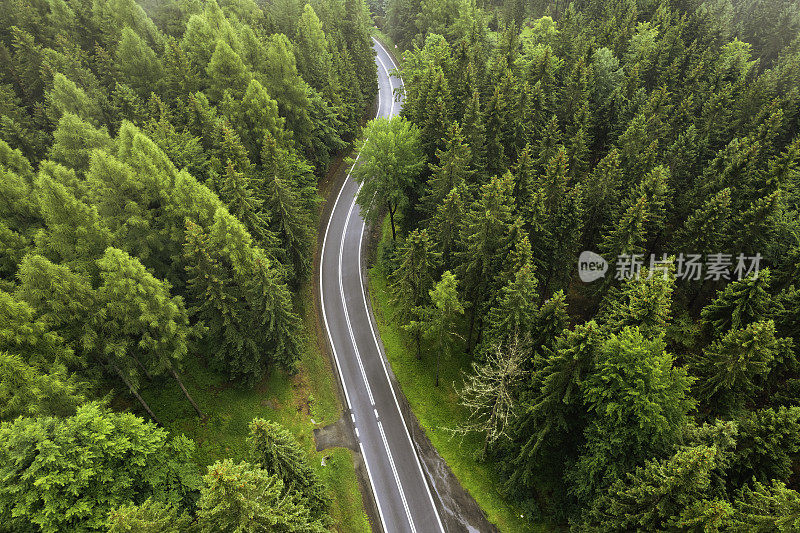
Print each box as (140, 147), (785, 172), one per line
(107, 498), (196, 533)
(0, 352), (84, 421)
(48, 113), (113, 173)
(425, 270), (463, 386)
(94, 247), (193, 384)
(206, 40), (251, 102)
(115, 27), (163, 98)
(45, 73), (103, 126)
(352, 117), (424, 239)
(197, 459), (325, 533)
(0, 403), (200, 533)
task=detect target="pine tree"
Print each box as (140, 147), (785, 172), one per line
(461, 88), (486, 176)
(198, 460), (325, 533)
(599, 265), (675, 339)
(582, 148), (623, 246)
(247, 418), (329, 517)
(420, 66), (452, 162)
(425, 270), (464, 387)
(530, 147), (584, 299)
(115, 27), (163, 99)
(580, 446), (723, 531)
(676, 187), (733, 256)
(599, 195), (649, 266)
(391, 229), (440, 357)
(237, 79), (284, 161)
(572, 327), (695, 503)
(216, 160), (272, 247)
(17, 254), (96, 353)
(294, 4), (338, 104)
(423, 122), (473, 217)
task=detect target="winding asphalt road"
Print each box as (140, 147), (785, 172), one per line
(319, 39), (446, 533)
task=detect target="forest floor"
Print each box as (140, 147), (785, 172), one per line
(367, 218), (550, 533)
(140, 282), (371, 532)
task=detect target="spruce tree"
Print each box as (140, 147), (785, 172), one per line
(391, 229), (440, 357)
(456, 174), (515, 352)
(423, 122), (473, 217)
(247, 418), (329, 518)
(690, 320), (790, 414)
(571, 327), (695, 503)
(198, 460), (325, 533)
(701, 270), (773, 337)
(581, 446), (723, 532)
(425, 270), (464, 387)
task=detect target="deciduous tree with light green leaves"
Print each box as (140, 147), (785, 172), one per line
(351, 117), (425, 240)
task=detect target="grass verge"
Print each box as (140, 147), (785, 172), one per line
(367, 218), (548, 533)
(141, 281), (370, 533)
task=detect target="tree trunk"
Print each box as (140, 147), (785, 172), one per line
(170, 366), (206, 419)
(133, 356), (153, 381)
(112, 363), (161, 425)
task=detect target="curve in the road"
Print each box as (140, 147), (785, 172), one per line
(319, 39), (446, 533)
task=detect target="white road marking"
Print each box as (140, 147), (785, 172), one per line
(339, 198), (376, 406)
(378, 420), (416, 533)
(318, 38), (444, 533)
(355, 39), (447, 533)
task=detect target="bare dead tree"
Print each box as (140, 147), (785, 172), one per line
(451, 334), (528, 459)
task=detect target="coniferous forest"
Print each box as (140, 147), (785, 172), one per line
(0, 0), (376, 530)
(2, 0), (800, 530)
(364, 0), (800, 529)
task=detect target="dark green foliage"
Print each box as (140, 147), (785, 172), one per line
(580, 445), (727, 532)
(730, 480), (800, 531)
(247, 418), (329, 518)
(571, 327), (695, 502)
